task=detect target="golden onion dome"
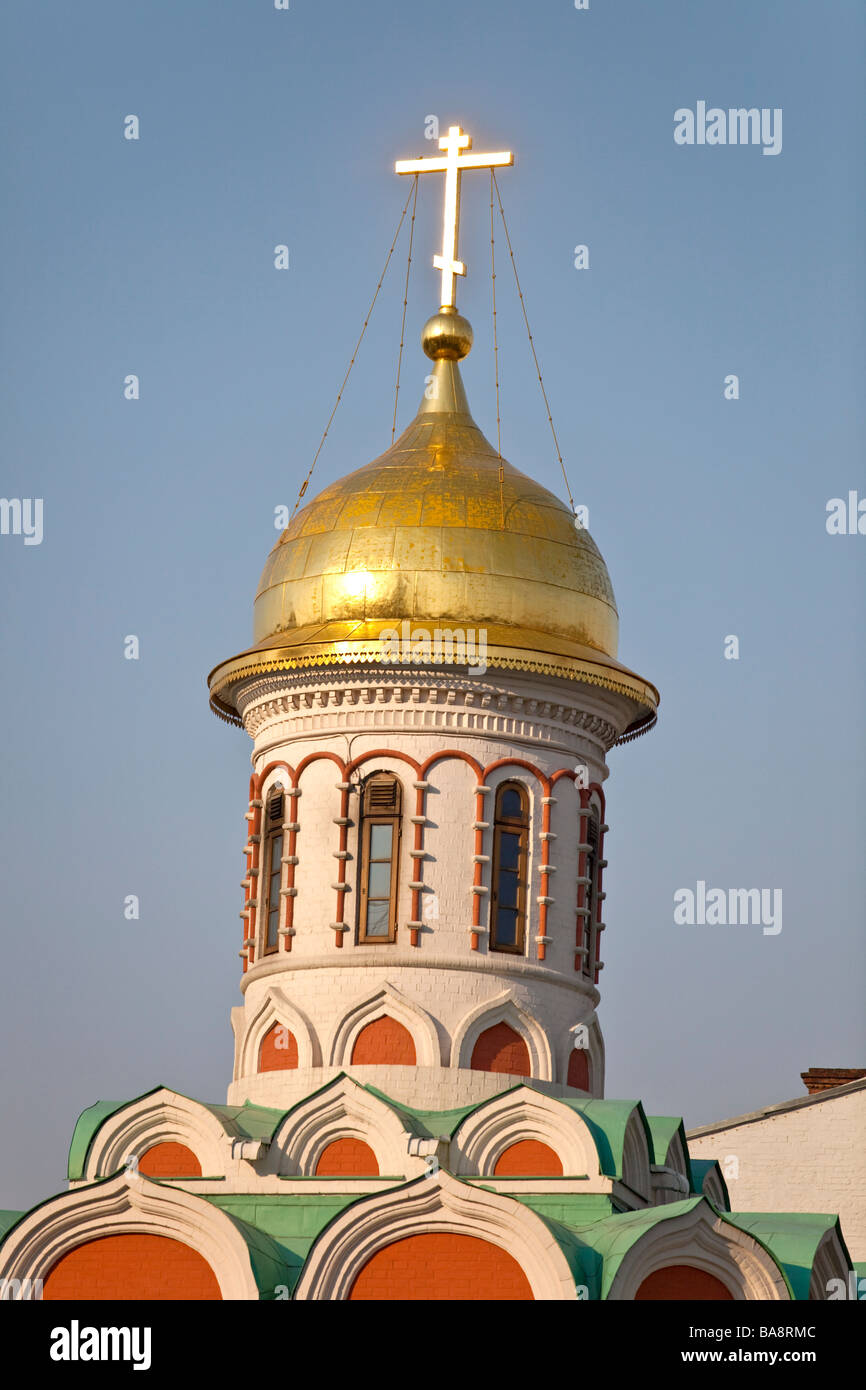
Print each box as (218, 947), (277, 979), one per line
(209, 310), (658, 737)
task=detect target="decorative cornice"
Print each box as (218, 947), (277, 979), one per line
(209, 645), (658, 746)
(230, 670), (621, 750)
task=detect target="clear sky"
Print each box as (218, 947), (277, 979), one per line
(1, 0), (863, 1210)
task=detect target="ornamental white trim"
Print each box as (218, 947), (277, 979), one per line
(0, 1171), (260, 1300)
(294, 1170), (577, 1300)
(450, 989), (553, 1081)
(555, 1011), (604, 1094)
(237, 987), (322, 1079)
(327, 981), (442, 1068)
(607, 1201), (790, 1301)
(263, 1074), (414, 1178)
(450, 1087), (600, 1178)
(78, 1088), (229, 1182)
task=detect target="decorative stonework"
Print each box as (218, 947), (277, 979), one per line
(236, 669), (620, 752)
(293, 1170), (578, 1301)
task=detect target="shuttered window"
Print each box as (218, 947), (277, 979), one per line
(262, 791), (284, 955)
(490, 782), (529, 954)
(582, 809), (599, 977)
(358, 774), (401, 944)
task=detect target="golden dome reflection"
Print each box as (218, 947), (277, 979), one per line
(208, 318), (659, 735)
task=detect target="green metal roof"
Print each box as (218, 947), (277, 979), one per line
(205, 1193), (364, 1297)
(68, 1098), (142, 1181)
(726, 1212), (850, 1301)
(555, 1097), (650, 1180)
(0, 1210), (24, 1240)
(67, 1087), (289, 1180)
(689, 1157), (731, 1209)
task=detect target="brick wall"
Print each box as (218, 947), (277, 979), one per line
(43, 1234), (221, 1300)
(688, 1084), (866, 1262)
(347, 1232), (534, 1300)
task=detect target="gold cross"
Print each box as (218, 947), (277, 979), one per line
(396, 125), (513, 309)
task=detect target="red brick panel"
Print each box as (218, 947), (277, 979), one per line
(493, 1140), (563, 1177)
(43, 1233), (222, 1300)
(635, 1266), (734, 1300)
(350, 1016), (416, 1065)
(137, 1142), (202, 1177)
(258, 1024), (299, 1072)
(567, 1049), (590, 1091)
(315, 1138), (380, 1176)
(348, 1232), (534, 1300)
(470, 1023), (531, 1076)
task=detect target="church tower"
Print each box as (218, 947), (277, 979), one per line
(2, 125), (852, 1304)
(207, 126), (658, 1115)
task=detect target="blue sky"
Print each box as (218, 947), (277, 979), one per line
(1, 0), (863, 1209)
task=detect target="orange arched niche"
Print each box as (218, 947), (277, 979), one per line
(567, 1048), (590, 1090)
(348, 1232), (534, 1301)
(351, 1016), (416, 1065)
(43, 1233), (222, 1300)
(315, 1138), (380, 1176)
(470, 1023), (531, 1076)
(258, 1023), (299, 1072)
(635, 1266), (734, 1300)
(137, 1142), (202, 1177)
(493, 1140), (563, 1177)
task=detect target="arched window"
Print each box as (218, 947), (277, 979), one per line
(581, 806), (599, 978)
(261, 788), (284, 955)
(357, 773), (402, 944)
(489, 782), (529, 953)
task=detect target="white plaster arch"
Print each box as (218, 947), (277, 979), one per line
(450, 1087), (601, 1178)
(450, 988), (554, 1082)
(621, 1110), (653, 1202)
(0, 1171), (261, 1299)
(556, 1011), (604, 1094)
(607, 1201), (791, 1301)
(79, 1089), (229, 1182)
(327, 981), (442, 1068)
(294, 1170), (577, 1301)
(697, 1163), (729, 1210)
(237, 987), (322, 1079)
(265, 1074), (414, 1177)
(809, 1227), (854, 1300)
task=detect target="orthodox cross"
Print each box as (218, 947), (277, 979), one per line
(396, 125), (513, 309)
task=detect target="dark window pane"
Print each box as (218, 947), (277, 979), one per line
(499, 830), (521, 870)
(366, 901), (390, 936)
(368, 861), (392, 899)
(497, 869), (519, 909)
(267, 906), (279, 946)
(500, 787), (523, 819)
(495, 907), (518, 945)
(270, 833), (283, 870)
(369, 823), (393, 859)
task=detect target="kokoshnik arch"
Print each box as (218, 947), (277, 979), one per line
(0, 123), (855, 1303)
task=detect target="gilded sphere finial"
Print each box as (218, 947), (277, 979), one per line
(422, 306), (473, 361)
